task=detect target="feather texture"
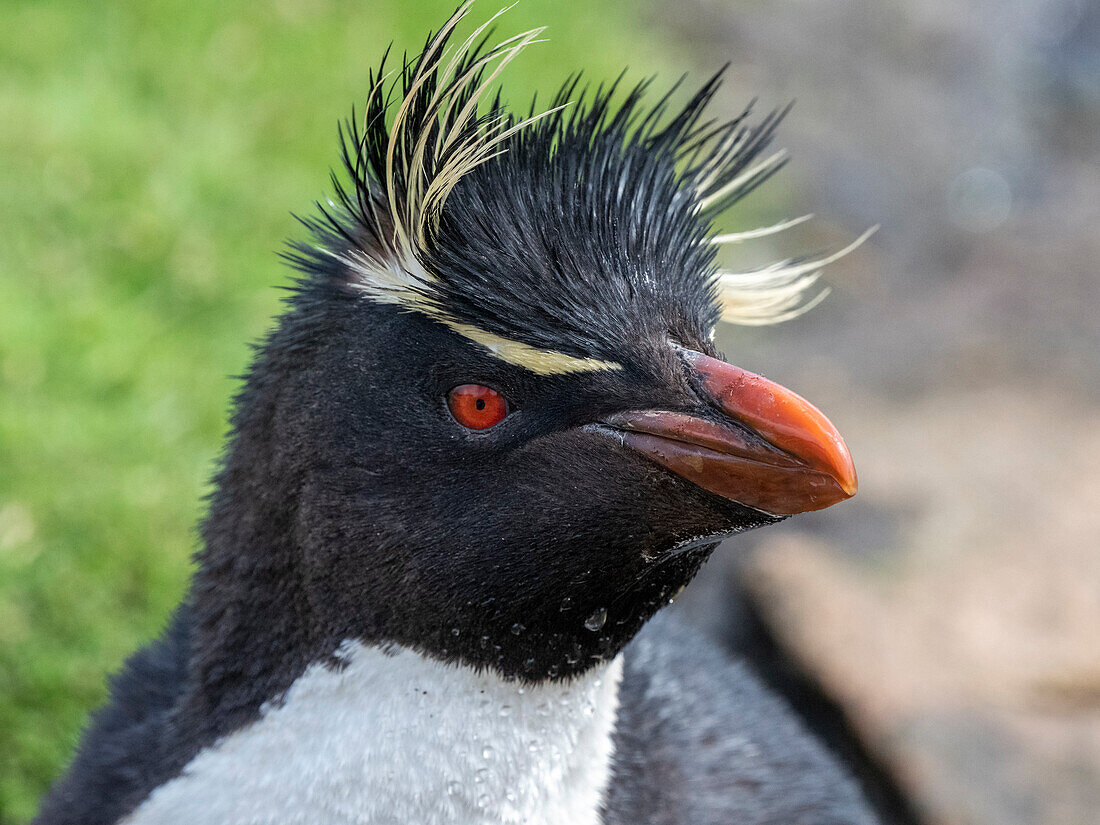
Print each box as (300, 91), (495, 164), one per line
(284, 2), (871, 372)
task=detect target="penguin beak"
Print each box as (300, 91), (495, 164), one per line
(601, 349), (857, 516)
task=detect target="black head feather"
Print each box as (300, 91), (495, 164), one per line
(184, 6), (817, 706)
(31, 10), (869, 823)
(286, 6), (797, 369)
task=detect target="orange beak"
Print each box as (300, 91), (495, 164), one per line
(602, 349), (857, 516)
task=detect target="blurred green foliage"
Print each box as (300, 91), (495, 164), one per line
(0, 0), (688, 819)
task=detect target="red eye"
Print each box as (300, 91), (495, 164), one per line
(447, 384), (510, 430)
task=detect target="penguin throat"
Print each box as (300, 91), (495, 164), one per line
(123, 641), (625, 825)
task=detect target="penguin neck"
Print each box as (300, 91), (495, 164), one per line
(183, 372), (339, 743)
(185, 500), (324, 745)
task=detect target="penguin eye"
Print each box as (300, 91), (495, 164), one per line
(446, 384), (510, 430)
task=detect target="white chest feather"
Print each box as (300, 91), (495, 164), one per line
(123, 642), (624, 825)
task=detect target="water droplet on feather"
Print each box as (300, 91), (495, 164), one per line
(584, 608), (607, 631)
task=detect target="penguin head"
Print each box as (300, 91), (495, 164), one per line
(226, 7), (860, 682)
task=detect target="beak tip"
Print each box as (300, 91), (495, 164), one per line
(834, 447), (858, 498)
(840, 475), (858, 498)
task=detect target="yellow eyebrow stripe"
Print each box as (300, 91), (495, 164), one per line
(335, 251), (619, 375)
(441, 320), (621, 375)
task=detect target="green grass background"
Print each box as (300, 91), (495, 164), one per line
(0, 1), (740, 819)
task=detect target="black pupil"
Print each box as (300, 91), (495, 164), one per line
(475, 398), (486, 411)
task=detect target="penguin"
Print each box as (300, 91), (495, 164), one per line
(33, 5), (879, 824)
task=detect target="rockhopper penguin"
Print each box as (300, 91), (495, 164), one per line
(34, 4), (879, 824)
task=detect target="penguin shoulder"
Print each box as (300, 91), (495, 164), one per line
(603, 613), (880, 825)
(33, 607), (192, 825)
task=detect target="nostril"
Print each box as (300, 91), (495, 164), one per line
(671, 344), (727, 415)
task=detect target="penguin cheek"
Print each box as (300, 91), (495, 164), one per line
(577, 431), (775, 544)
(492, 431), (738, 585)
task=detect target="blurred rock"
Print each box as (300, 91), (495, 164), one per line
(656, 1), (1100, 823)
(654, 0), (1100, 395)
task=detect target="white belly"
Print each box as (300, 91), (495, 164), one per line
(122, 641), (624, 825)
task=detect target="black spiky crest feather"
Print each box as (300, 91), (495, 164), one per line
(284, 1), (869, 370)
